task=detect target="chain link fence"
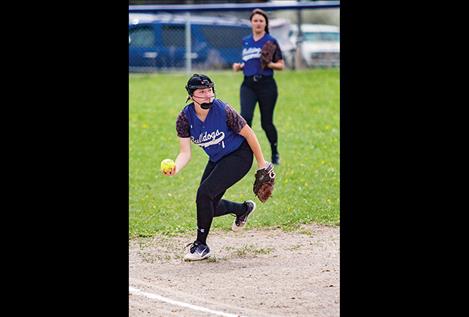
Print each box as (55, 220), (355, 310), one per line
(129, 5), (340, 72)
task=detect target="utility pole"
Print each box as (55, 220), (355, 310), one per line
(295, 0), (305, 70)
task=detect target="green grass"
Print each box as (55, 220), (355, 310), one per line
(129, 69), (339, 238)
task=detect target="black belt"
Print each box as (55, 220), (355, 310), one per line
(245, 74), (271, 82)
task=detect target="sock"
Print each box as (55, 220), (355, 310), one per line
(217, 200), (247, 217)
(271, 142), (278, 156)
(196, 228), (208, 245)
(234, 201), (248, 217)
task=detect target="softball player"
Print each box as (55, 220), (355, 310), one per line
(232, 8), (285, 165)
(162, 74), (270, 261)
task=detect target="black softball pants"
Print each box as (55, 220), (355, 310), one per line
(196, 141), (254, 244)
(240, 75), (279, 155)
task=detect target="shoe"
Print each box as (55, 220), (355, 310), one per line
(232, 200), (256, 232)
(184, 241), (211, 261)
(272, 153), (280, 165)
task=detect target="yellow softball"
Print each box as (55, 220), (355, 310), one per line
(160, 159), (175, 173)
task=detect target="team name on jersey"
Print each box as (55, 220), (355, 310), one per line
(242, 47), (261, 62)
(191, 129), (225, 148)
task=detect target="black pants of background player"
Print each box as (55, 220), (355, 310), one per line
(240, 75), (279, 160)
(195, 140), (254, 245)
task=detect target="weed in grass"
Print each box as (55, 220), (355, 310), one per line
(231, 244), (274, 258)
(207, 256), (218, 263)
(287, 244), (302, 251)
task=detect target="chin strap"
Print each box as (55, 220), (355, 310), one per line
(200, 102), (213, 109)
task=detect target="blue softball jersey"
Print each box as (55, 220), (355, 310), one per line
(176, 99), (247, 162)
(241, 33), (283, 77)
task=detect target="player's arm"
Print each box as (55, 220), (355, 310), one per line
(268, 59), (284, 70)
(239, 125), (267, 169)
(232, 62), (244, 72)
(171, 137), (191, 176)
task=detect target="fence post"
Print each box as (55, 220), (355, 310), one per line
(295, 3), (305, 70)
(185, 12), (192, 74)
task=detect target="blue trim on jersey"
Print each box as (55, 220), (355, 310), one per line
(183, 99), (246, 162)
(241, 33), (279, 77)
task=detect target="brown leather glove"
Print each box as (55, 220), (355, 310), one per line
(260, 41), (277, 69)
(253, 162), (276, 203)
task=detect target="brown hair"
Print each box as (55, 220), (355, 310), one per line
(249, 8), (269, 33)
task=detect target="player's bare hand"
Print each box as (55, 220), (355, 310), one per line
(232, 63), (244, 72)
(162, 165), (176, 176)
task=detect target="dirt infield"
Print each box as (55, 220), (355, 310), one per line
(129, 224), (339, 317)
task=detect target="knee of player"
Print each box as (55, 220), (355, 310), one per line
(261, 121), (274, 130)
(196, 185), (215, 201)
(241, 114), (253, 125)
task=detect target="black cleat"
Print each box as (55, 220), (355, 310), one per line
(184, 241), (211, 261)
(232, 200), (257, 232)
(272, 153), (280, 165)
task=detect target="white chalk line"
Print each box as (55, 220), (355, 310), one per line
(129, 286), (246, 317)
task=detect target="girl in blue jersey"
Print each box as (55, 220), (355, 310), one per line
(162, 74), (272, 261)
(232, 8), (284, 165)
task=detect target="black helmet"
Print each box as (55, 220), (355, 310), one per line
(185, 74), (215, 96)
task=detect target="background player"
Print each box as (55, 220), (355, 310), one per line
(232, 8), (285, 165)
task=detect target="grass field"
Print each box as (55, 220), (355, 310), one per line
(129, 69), (339, 238)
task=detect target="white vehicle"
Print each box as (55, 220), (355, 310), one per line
(289, 24), (340, 67)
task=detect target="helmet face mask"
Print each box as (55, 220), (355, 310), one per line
(185, 74), (216, 109)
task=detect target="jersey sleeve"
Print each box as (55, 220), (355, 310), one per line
(273, 39), (283, 62)
(176, 111), (190, 138)
(225, 104), (247, 133)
